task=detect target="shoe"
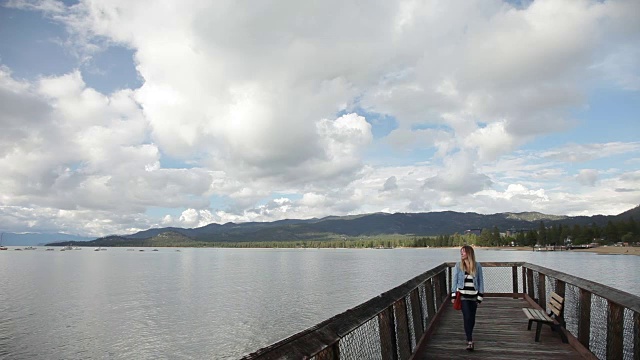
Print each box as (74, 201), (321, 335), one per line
(466, 342), (474, 351)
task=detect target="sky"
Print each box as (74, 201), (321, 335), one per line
(0, 0), (639, 238)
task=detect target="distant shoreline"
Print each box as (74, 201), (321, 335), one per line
(4, 244), (638, 255)
(485, 245), (640, 256)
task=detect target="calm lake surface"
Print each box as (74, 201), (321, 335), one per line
(0, 247), (638, 359)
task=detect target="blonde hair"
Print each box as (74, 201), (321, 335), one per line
(461, 245), (477, 276)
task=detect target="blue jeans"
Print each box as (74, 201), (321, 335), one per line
(461, 300), (478, 342)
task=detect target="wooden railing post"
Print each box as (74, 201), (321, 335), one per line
(447, 266), (452, 294)
(315, 343), (340, 360)
(538, 273), (546, 308)
(522, 267), (527, 295)
(512, 266), (518, 298)
(409, 288), (423, 348)
(378, 306), (397, 360)
(394, 298), (411, 360)
(607, 301), (624, 360)
(578, 288), (591, 349)
(555, 280), (565, 299)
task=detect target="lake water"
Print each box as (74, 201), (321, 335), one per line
(0, 247), (638, 359)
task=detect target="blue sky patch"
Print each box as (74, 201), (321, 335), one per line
(0, 7), (71, 79)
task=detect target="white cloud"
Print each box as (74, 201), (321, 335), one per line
(423, 151), (493, 196)
(6, 0), (65, 14)
(178, 209), (215, 228)
(464, 122), (516, 161)
(1, 0), (639, 236)
(381, 176), (398, 192)
(0, 69), (217, 233)
(542, 142), (640, 162)
(576, 169), (599, 186)
(386, 127), (454, 155)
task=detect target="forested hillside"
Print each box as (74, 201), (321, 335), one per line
(46, 206), (640, 248)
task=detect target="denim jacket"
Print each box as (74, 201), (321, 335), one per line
(451, 261), (485, 297)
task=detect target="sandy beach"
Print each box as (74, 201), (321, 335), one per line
(569, 246), (640, 255)
(489, 245), (640, 256)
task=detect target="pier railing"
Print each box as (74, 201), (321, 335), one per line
(241, 262), (639, 360)
(522, 263), (640, 360)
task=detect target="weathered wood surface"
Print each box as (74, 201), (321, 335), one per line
(415, 297), (586, 359)
(523, 307), (553, 323)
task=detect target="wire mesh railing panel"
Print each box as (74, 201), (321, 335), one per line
(633, 310), (640, 360)
(564, 283), (581, 337)
(405, 294), (417, 351)
(590, 295), (608, 359)
(338, 316), (382, 360)
(516, 266), (524, 294)
(428, 278), (437, 316)
(545, 276), (557, 312)
(532, 271), (540, 300)
(623, 308), (636, 360)
(481, 266), (514, 293)
(418, 284), (428, 330)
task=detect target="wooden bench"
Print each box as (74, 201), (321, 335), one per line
(522, 291), (568, 343)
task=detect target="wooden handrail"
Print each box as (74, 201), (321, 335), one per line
(445, 261), (524, 267)
(241, 263), (448, 359)
(523, 262), (640, 313)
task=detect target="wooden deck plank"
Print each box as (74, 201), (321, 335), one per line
(415, 297), (586, 359)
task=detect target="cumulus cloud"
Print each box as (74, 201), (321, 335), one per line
(0, 69), (218, 235)
(55, 0), (639, 151)
(178, 209), (216, 228)
(423, 151), (493, 196)
(1, 0), (639, 235)
(464, 122), (517, 162)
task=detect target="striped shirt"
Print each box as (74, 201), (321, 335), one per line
(455, 272), (484, 303)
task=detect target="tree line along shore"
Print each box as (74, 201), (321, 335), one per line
(49, 216), (639, 254)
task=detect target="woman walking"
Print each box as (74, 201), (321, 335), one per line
(451, 245), (484, 351)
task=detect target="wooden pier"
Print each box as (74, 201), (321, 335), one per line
(414, 297), (586, 359)
(242, 262), (639, 360)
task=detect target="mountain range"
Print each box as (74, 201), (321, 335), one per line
(35, 204), (640, 247)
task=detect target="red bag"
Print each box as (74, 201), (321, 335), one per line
(453, 291), (462, 310)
